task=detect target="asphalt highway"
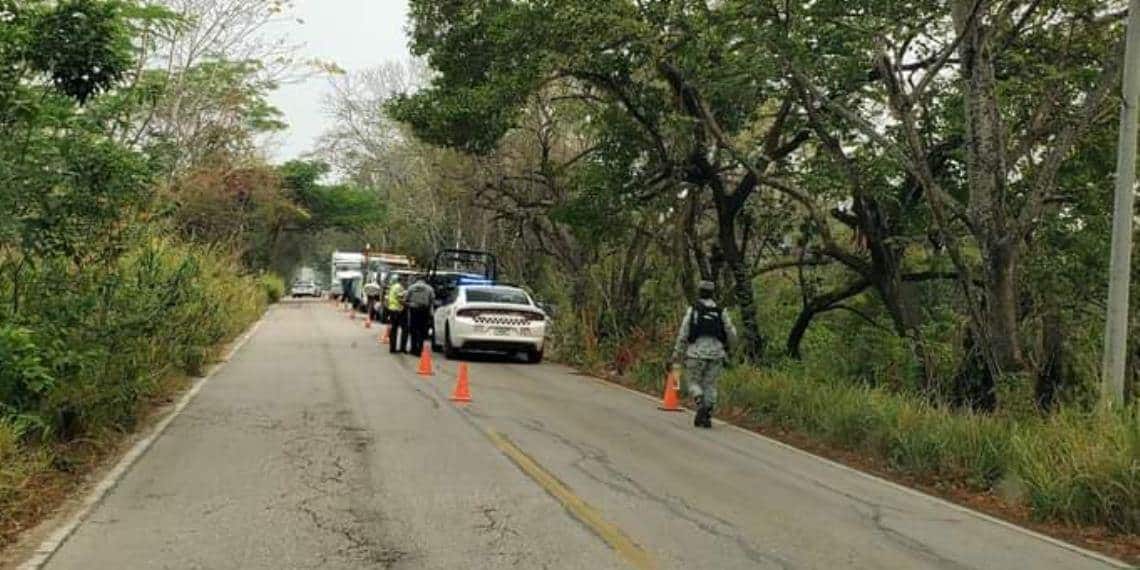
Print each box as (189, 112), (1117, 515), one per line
(34, 300), (1130, 569)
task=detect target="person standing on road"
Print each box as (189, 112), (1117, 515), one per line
(386, 277), (408, 354)
(403, 275), (435, 357)
(671, 280), (737, 429)
(364, 280), (383, 322)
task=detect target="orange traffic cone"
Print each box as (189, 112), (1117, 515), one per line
(365, 316), (373, 329)
(658, 369), (683, 412)
(379, 325), (390, 344)
(450, 362), (472, 403)
(417, 342), (434, 376)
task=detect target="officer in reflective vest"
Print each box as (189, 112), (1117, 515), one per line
(386, 278), (408, 354)
(671, 280), (738, 428)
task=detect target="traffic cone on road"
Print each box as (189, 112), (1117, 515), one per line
(365, 316), (373, 329)
(417, 342), (434, 376)
(658, 369), (683, 412)
(450, 362), (472, 403)
(379, 325), (390, 345)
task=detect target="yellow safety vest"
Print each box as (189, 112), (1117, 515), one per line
(386, 283), (406, 311)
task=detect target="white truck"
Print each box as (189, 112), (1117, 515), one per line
(363, 253), (416, 317)
(330, 251), (365, 306)
(331, 251), (416, 311)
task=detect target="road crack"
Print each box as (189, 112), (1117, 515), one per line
(514, 417), (794, 569)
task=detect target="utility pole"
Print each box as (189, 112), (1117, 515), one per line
(1102, 0), (1140, 408)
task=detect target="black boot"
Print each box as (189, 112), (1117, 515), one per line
(697, 404), (713, 428)
(693, 396), (705, 428)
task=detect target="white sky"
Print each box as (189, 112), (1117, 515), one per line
(266, 0), (411, 162)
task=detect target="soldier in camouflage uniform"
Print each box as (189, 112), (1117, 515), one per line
(671, 281), (737, 428)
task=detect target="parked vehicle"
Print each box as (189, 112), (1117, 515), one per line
(431, 284), (547, 363)
(330, 251), (365, 305)
(359, 253), (415, 311)
(427, 249), (497, 304)
(291, 281), (320, 298)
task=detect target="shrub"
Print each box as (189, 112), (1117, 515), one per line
(1012, 408), (1140, 532)
(0, 327), (55, 435)
(0, 239), (265, 439)
(0, 238), (265, 543)
(259, 273), (285, 304)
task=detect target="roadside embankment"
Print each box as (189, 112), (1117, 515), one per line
(0, 239), (271, 549)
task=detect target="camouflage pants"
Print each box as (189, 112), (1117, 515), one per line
(684, 358), (725, 407)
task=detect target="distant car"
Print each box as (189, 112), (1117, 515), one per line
(432, 284), (547, 363)
(291, 281), (319, 298)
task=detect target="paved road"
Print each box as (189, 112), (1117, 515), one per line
(37, 301), (1127, 569)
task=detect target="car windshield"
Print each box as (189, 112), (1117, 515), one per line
(465, 288), (530, 305)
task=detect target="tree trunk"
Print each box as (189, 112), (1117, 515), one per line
(953, 0), (1026, 380)
(786, 305), (815, 360)
(723, 229), (765, 359)
(984, 240), (1024, 373)
(1037, 303), (1065, 411)
(854, 193), (939, 390)
(786, 278), (873, 359)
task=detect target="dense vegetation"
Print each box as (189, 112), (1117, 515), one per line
(0, 0), (383, 543)
(311, 1), (1140, 534)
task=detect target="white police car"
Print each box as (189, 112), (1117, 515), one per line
(431, 283), (547, 363)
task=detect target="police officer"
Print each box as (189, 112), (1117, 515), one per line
(386, 277), (408, 354)
(671, 280), (737, 428)
(403, 275), (435, 357)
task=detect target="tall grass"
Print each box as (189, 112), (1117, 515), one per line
(0, 238), (267, 543)
(259, 274), (285, 304)
(624, 356), (1140, 533)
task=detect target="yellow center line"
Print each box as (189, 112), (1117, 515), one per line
(484, 429), (657, 570)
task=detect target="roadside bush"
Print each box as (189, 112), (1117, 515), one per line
(259, 273), (285, 304)
(712, 365), (1140, 532)
(0, 327), (55, 436)
(0, 238), (265, 544)
(0, 239), (266, 439)
(1012, 408), (1140, 532)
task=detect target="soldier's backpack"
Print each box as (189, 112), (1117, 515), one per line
(687, 304), (727, 344)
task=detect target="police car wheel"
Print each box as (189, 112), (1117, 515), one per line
(525, 348), (544, 364)
(444, 326), (460, 360)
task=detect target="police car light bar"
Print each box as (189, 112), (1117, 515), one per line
(457, 277), (494, 286)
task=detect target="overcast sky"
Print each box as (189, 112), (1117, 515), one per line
(266, 0), (411, 162)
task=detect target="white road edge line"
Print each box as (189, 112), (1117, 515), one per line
(576, 370), (1135, 570)
(15, 309), (272, 570)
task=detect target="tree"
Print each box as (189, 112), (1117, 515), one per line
(392, 0), (833, 359)
(0, 0), (158, 262)
(783, 0), (1129, 402)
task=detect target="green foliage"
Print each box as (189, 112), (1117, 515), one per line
(26, 0), (134, 103)
(0, 0), (296, 545)
(0, 240), (266, 438)
(280, 160), (386, 233)
(0, 327), (54, 427)
(1013, 408), (1140, 532)
(260, 273), (285, 304)
(715, 365), (1140, 532)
